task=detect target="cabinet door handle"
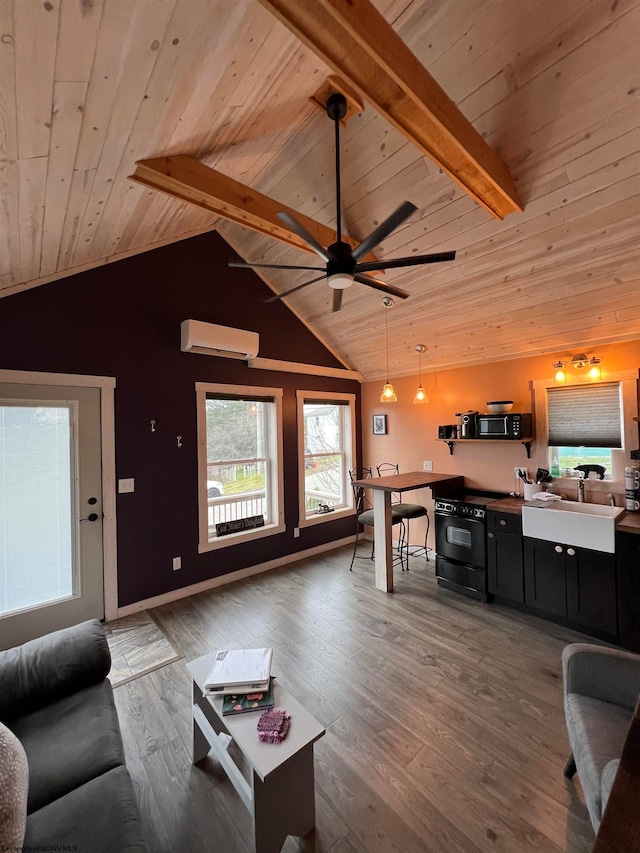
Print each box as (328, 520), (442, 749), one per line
(499, 519), (507, 526)
(567, 548), (575, 556)
(488, 532), (495, 539)
(555, 545), (563, 553)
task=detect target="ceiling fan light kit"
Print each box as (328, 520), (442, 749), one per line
(328, 272), (353, 289)
(230, 91), (456, 312)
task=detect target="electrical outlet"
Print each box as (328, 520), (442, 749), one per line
(172, 556), (181, 571)
(118, 478), (134, 493)
(514, 466), (527, 482)
(423, 460), (433, 472)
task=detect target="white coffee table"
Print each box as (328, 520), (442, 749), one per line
(187, 652), (325, 853)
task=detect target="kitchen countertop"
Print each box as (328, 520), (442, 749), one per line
(486, 496), (640, 534)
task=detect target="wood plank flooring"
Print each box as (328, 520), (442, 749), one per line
(113, 545), (598, 852)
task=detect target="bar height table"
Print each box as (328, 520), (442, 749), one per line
(351, 471), (463, 592)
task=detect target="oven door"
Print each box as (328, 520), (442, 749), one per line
(435, 513), (485, 567)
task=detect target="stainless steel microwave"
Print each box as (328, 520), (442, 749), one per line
(476, 412), (532, 439)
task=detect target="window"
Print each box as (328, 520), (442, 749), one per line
(297, 390), (356, 526)
(532, 370), (638, 484)
(547, 383), (621, 478)
(196, 383), (284, 550)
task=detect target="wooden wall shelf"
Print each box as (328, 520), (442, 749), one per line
(441, 438), (533, 458)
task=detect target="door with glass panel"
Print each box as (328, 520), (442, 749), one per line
(0, 384), (104, 648)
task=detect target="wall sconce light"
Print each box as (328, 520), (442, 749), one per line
(553, 361), (566, 384)
(570, 353), (589, 369)
(588, 357), (602, 380)
(379, 297), (397, 403)
(413, 344), (428, 404)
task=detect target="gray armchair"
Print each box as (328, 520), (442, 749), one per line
(562, 643), (640, 850)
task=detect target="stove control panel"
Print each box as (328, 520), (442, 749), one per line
(434, 500), (486, 519)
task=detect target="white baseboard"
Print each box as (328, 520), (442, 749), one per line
(116, 536), (355, 618)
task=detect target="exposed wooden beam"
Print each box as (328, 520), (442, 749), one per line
(129, 155), (374, 260)
(256, 0), (523, 221)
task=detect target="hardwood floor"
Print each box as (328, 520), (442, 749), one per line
(113, 545), (597, 852)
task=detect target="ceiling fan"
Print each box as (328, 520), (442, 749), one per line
(229, 93), (456, 312)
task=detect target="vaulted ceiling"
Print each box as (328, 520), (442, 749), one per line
(2, 0), (638, 380)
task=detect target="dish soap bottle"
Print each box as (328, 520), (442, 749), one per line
(551, 456), (559, 477)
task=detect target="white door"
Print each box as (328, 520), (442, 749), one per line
(0, 383), (104, 648)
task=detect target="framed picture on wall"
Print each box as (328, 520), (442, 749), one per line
(372, 414), (387, 435)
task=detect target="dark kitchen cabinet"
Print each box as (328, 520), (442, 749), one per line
(523, 538), (567, 617)
(487, 511), (524, 603)
(524, 537), (617, 634)
(566, 547), (617, 635)
(617, 531), (640, 651)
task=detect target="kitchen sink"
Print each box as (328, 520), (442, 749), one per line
(521, 500), (625, 553)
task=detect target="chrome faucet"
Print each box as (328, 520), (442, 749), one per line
(577, 476), (586, 502)
(607, 493), (616, 507)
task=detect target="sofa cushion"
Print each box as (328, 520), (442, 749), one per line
(9, 680), (124, 813)
(565, 693), (631, 829)
(0, 619), (111, 722)
(0, 721), (29, 849)
(24, 765), (147, 853)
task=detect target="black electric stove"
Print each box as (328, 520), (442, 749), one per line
(434, 490), (507, 600)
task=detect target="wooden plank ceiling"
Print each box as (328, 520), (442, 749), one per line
(2, 0), (638, 381)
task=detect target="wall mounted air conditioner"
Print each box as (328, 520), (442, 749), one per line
(180, 320), (259, 360)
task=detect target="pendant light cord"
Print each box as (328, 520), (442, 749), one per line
(384, 304), (389, 381)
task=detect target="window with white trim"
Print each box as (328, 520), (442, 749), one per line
(532, 370), (638, 485)
(547, 383), (621, 478)
(296, 390), (356, 526)
(196, 383), (284, 551)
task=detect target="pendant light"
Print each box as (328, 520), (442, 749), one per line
(379, 297), (397, 403)
(413, 344), (428, 404)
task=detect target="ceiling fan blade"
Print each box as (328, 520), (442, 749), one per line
(355, 250), (456, 273)
(229, 260), (324, 272)
(263, 273), (327, 303)
(354, 273), (409, 300)
(277, 212), (331, 262)
(351, 201), (417, 261)
(332, 289), (343, 312)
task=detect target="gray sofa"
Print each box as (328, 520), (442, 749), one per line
(0, 619), (148, 853)
(562, 643), (640, 849)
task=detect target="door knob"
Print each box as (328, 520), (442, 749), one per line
(80, 513), (99, 523)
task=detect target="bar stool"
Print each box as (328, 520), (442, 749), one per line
(348, 467), (407, 571)
(376, 463), (431, 566)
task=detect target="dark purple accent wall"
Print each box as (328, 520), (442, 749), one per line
(0, 232), (361, 606)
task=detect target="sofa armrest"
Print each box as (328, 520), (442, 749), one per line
(0, 620), (111, 722)
(563, 643), (640, 710)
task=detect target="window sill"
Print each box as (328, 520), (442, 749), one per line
(199, 521), (286, 552)
(545, 477), (624, 498)
(299, 507), (354, 528)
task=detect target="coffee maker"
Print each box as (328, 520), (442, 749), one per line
(455, 410), (478, 439)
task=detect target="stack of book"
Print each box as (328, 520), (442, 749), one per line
(203, 647), (274, 716)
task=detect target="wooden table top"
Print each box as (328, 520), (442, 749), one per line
(352, 471), (463, 492)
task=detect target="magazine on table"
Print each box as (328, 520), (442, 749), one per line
(221, 678), (275, 716)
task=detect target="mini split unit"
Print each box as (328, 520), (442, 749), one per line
(180, 320), (259, 360)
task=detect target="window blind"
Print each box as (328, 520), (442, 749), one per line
(547, 383), (622, 447)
